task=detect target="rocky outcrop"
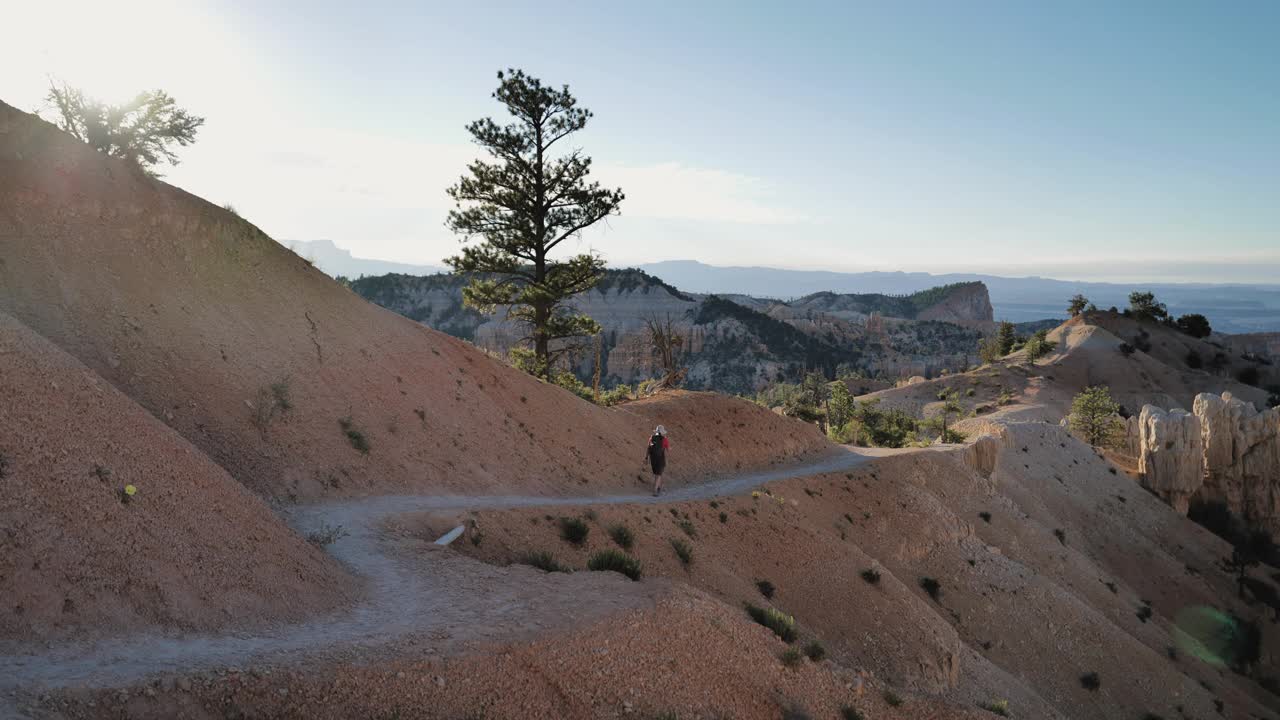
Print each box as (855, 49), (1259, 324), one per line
(1135, 392), (1280, 535)
(1193, 392), (1280, 535)
(916, 282), (995, 328)
(1136, 405), (1203, 513)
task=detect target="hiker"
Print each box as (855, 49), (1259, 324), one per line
(645, 425), (670, 496)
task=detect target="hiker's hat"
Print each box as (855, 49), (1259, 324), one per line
(655, 425), (667, 436)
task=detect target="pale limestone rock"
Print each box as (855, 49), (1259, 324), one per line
(1193, 392), (1280, 535)
(1136, 405), (1203, 513)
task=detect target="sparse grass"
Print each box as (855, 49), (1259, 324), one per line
(677, 518), (697, 538)
(1080, 671), (1100, 690)
(780, 647), (804, 667)
(607, 523), (634, 549)
(520, 551), (569, 573)
(920, 577), (942, 601)
(803, 640), (826, 661)
(883, 690), (903, 707)
(1137, 604), (1153, 623)
(756, 579), (776, 599)
(860, 568), (881, 585)
(559, 517), (590, 546)
(306, 523), (348, 547)
(670, 537), (693, 566)
(979, 511), (992, 523)
(586, 549), (642, 580)
(840, 706), (864, 720)
(338, 416), (370, 454)
(719, 511), (728, 523)
(979, 698), (1009, 716)
(745, 604), (796, 642)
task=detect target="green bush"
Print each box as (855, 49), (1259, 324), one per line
(745, 603), (797, 642)
(860, 568), (881, 585)
(559, 517), (590, 546)
(883, 690), (903, 707)
(1080, 671), (1100, 690)
(338, 416), (370, 454)
(586, 549), (642, 580)
(840, 706), (864, 720)
(779, 647), (804, 667)
(677, 518), (697, 538)
(803, 640), (826, 661)
(670, 537), (693, 566)
(979, 699), (1009, 716)
(521, 551), (569, 573)
(608, 524), (634, 549)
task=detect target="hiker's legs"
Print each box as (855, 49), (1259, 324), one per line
(653, 473), (663, 496)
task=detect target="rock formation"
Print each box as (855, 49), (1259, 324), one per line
(1135, 392), (1280, 534)
(1136, 405), (1203, 513)
(1193, 392), (1280, 535)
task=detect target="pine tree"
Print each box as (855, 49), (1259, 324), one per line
(445, 69), (624, 378)
(1068, 386), (1123, 447)
(44, 81), (204, 176)
(1068, 294), (1089, 316)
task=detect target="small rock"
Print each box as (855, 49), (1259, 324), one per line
(277, 688), (288, 697)
(145, 686), (157, 698)
(434, 676), (446, 687)
(396, 672), (405, 679)
(177, 678), (192, 692)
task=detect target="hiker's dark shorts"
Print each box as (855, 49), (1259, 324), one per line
(650, 456), (666, 475)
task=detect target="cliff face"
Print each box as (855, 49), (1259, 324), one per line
(353, 271), (985, 394)
(1136, 405), (1203, 513)
(1135, 392), (1280, 535)
(915, 282), (995, 328)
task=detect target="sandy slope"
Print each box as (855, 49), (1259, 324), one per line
(0, 102), (829, 503)
(0, 312), (355, 645)
(455, 429), (1280, 720)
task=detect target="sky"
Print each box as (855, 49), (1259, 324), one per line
(4, 1), (1278, 283)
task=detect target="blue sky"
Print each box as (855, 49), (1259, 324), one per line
(5, 1), (1278, 281)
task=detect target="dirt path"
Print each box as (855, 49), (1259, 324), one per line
(0, 449), (870, 700)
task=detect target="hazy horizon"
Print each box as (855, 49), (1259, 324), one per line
(6, 1), (1278, 283)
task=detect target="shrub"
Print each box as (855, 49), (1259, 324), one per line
(1176, 313), (1212, 338)
(860, 568), (881, 585)
(803, 640), (826, 661)
(1185, 350), (1203, 369)
(779, 647), (804, 667)
(1024, 329), (1056, 362)
(1237, 367), (1261, 387)
(521, 551), (569, 573)
(677, 518), (697, 538)
(719, 511), (728, 523)
(670, 537), (693, 566)
(337, 416), (370, 454)
(586, 549), (642, 580)
(1069, 386), (1124, 447)
(979, 699), (1009, 716)
(883, 690), (903, 707)
(979, 511), (992, 523)
(756, 579), (776, 599)
(607, 524), (634, 549)
(1080, 671), (1100, 690)
(966, 387), (976, 397)
(840, 706), (864, 720)
(745, 603), (797, 642)
(1054, 528), (1066, 545)
(559, 517), (590, 546)
(1137, 605), (1153, 623)
(920, 577), (942, 601)
(306, 524), (348, 547)
(0, 451), (7, 479)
